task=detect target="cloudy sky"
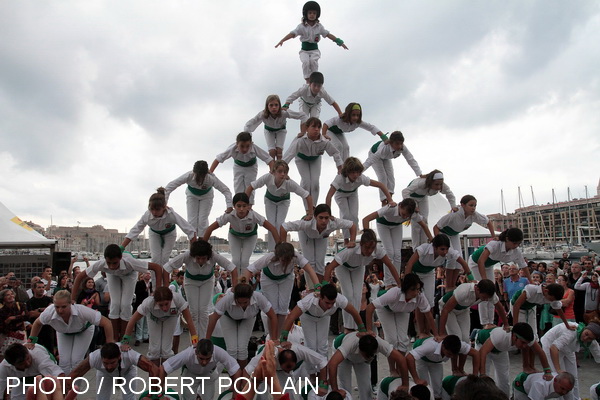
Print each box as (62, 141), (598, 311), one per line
(1, 0), (599, 240)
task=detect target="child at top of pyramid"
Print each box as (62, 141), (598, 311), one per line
(275, 1), (348, 82)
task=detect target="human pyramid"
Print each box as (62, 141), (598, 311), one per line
(1, 2), (600, 400)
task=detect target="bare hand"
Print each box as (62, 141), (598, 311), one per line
(335, 389), (347, 398)
(225, 207), (233, 214)
(303, 214), (314, 221)
(543, 372), (553, 381)
(120, 343), (131, 352)
(323, 134), (331, 141)
(388, 201), (397, 207)
(346, 240), (356, 248)
(341, 44), (349, 50)
(297, 132), (304, 138)
(451, 207), (459, 212)
(275, 42), (283, 48)
(25, 342), (35, 350)
(415, 378), (428, 386)
(566, 324), (576, 331)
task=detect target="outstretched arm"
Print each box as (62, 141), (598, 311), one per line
(370, 180), (395, 206)
(263, 221), (280, 244)
(362, 211), (378, 231)
(325, 33), (348, 50)
(324, 185), (336, 208)
(323, 260), (340, 283)
(209, 159), (220, 173)
(202, 221), (220, 241)
(381, 255), (401, 286)
(275, 33), (295, 48)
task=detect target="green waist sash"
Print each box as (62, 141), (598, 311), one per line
(150, 224), (176, 247)
(412, 337), (441, 363)
(470, 245), (500, 267)
(511, 289), (535, 310)
(442, 290), (469, 310)
(234, 157), (257, 167)
(301, 42), (319, 51)
(265, 124), (286, 132)
(211, 336), (227, 351)
(370, 141), (383, 153)
(342, 261), (360, 270)
(296, 152), (320, 161)
(376, 216), (402, 226)
(337, 187), (358, 193)
(476, 329), (500, 353)
(300, 97), (316, 105)
(412, 260), (436, 274)
(63, 322), (92, 336)
(333, 333), (346, 349)
(187, 185), (213, 196)
(379, 377), (400, 396)
(440, 226), (461, 236)
(513, 372), (530, 394)
(442, 375), (463, 396)
(265, 190), (290, 203)
(328, 125), (344, 135)
(229, 225), (258, 237)
(185, 268), (214, 281)
(263, 267), (291, 281)
(410, 192), (425, 198)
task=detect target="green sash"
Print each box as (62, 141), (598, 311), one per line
(229, 224), (258, 237)
(150, 224), (176, 247)
(138, 389), (180, 400)
(337, 187), (358, 193)
(217, 390), (232, 400)
(376, 216), (402, 226)
(442, 290), (469, 310)
(301, 42), (318, 51)
(342, 262), (361, 270)
(211, 336), (227, 351)
(370, 141), (383, 153)
(333, 333), (346, 349)
(379, 376), (400, 396)
(170, 280), (180, 293)
(265, 190), (290, 203)
(470, 245), (500, 267)
(410, 192), (425, 198)
(185, 268), (214, 281)
(476, 329), (500, 353)
(412, 260), (436, 274)
(442, 375), (463, 396)
(263, 267), (291, 281)
(265, 124), (286, 132)
(63, 322), (92, 336)
(511, 289), (535, 310)
(234, 157), (257, 167)
(187, 185), (212, 196)
(513, 372), (530, 394)
(440, 226), (461, 236)
(412, 337), (441, 363)
(297, 152), (320, 161)
(328, 125), (344, 135)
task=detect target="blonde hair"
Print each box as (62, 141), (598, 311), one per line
(53, 290), (72, 303)
(340, 157), (364, 177)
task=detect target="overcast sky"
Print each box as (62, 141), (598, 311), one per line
(1, 0), (599, 240)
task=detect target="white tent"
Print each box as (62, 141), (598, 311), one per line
(0, 201), (56, 248)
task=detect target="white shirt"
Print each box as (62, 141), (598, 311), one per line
(162, 345), (240, 376)
(435, 207), (489, 236)
(251, 173), (309, 199)
(574, 275), (600, 311)
(214, 291), (272, 320)
(164, 250), (235, 275)
(285, 84), (335, 106)
(401, 178), (456, 208)
(247, 251), (310, 276)
(282, 218), (353, 240)
(412, 243), (461, 273)
(324, 116), (380, 136)
(87, 253), (149, 278)
(334, 245), (387, 269)
(89, 343), (141, 376)
(297, 293), (349, 317)
(366, 142), (421, 176)
(487, 327), (534, 352)
(372, 287), (430, 314)
(137, 292), (188, 322)
(522, 373), (565, 400)
(331, 174), (371, 194)
(216, 210), (266, 234)
(244, 110), (307, 132)
(540, 322), (600, 361)
(441, 282), (499, 309)
(409, 337), (471, 363)
(0, 345), (64, 394)
(282, 135), (343, 166)
(290, 22), (329, 44)
(479, 240), (527, 269)
(40, 278), (57, 291)
(523, 285), (563, 309)
(165, 171), (233, 207)
(376, 205), (424, 225)
(245, 343), (327, 376)
(335, 332), (393, 364)
(126, 207), (196, 240)
(39, 303), (102, 333)
(215, 143), (273, 165)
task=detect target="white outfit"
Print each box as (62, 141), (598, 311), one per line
(0, 345), (63, 400)
(363, 141), (421, 201)
(334, 332), (394, 400)
(591, 382), (600, 400)
(514, 284), (563, 338)
(164, 251), (235, 339)
(162, 345), (240, 400)
(283, 134), (343, 206)
(126, 207), (196, 267)
(165, 171), (233, 237)
(89, 344), (141, 400)
(169, 281), (184, 336)
(513, 373), (568, 400)
(375, 205), (424, 286)
(409, 337), (471, 399)
(214, 291), (273, 360)
(215, 143), (273, 204)
(215, 210), (268, 276)
(250, 173), (309, 251)
(323, 116), (381, 163)
(440, 375), (468, 400)
(136, 292), (188, 360)
(372, 287), (430, 352)
(435, 207), (489, 261)
(411, 242), (461, 306)
(86, 253), (149, 321)
(282, 217), (353, 276)
(285, 84), (335, 118)
(574, 275), (600, 311)
(39, 304), (102, 374)
(376, 376), (407, 400)
(334, 245), (387, 329)
(330, 174), (371, 239)
(541, 322), (600, 400)
(290, 22), (330, 79)
(402, 178), (456, 247)
(244, 110), (307, 151)
(297, 293), (349, 356)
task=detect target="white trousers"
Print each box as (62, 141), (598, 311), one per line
(298, 232), (327, 276)
(471, 265), (495, 326)
(184, 275), (215, 338)
(107, 272), (137, 320)
(150, 229), (177, 266)
(186, 190), (214, 238)
(411, 196), (429, 248)
(591, 383), (599, 400)
(338, 359), (372, 400)
(416, 359), (443, 399)
(334, 192), (358, 240)
(135, 316), (149, 341)
(57, 325), (95, 374)
(220, 315), (255, 361)
(260, 273), (294, 316)
(147, 315), (178, 360)
(377, 308), (410, 352)
(368, 159), (395, 201)
(377, 223), (403, 287)
(445, 308), (470, 343)
(265, 197), (290, 251)
(300, 100), (322, 118)
(228, 233), (257, 277)
(542, 339), (579, 400)
(264, 129), (288, 151)
(295, 156), (322, 207)
(299, 49), (321, 79)
(233, 164), (258, 204)
(336, 265), (366, 330)
(475, 340), (510, 395)
(182, 368), (218, 400)
(415, 271), (435, 306)
(300, 313), (331, 357)
(447, 234), (462, 264)
(327, 133), (350, 164)
(96, 366), (137, 400)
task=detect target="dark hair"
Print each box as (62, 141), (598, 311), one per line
(149, 187), (167, 210)
(358, 334), (378, 358)
(100, 342), (121, 360)
(399, 198), (417, 215)
(460, 195), (476, 205)
(389, 390), (414, 400)
(4, 343), (28, 365)
(431, 234), (450, 248)
(176, 271), (185, 278)
(512, 322), (534, 342)
(498, 228), (523, 243)
(196, 339), (214, 355)
(305, 117), (322, 129)
(302, 1), (320, 23)
(190, 240), (213, 259)
(452, 375), (507, 400)
(153, 287), (173, 302)
(341, 102), (362, 124)
(545, 283), (565, 300)
(389, 131), (404, 144)
(401, 273), (423, 293)
(234, 278), (254, 299)
(34, 281), (46, 289)
(104, 244), (122, 259)
(442, 335), (461, 355)
(277, 349), (297, 365)
(313, 203), (331, 217)
(236, 132), (252, 143)
(309, 71), (324, 85)
(193, 160), (209, 186)
(424, 169), (443, 189)
(274, 242), (295, 264)
(340, 157), (364, 177)
(410, 384), (431, 400)
(320, 283), (338, 300)
(232, 192), (250, 205)
(325, 392), (344, 400)
(360, 229), (377, 245)
(476, 279), (496, 297)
